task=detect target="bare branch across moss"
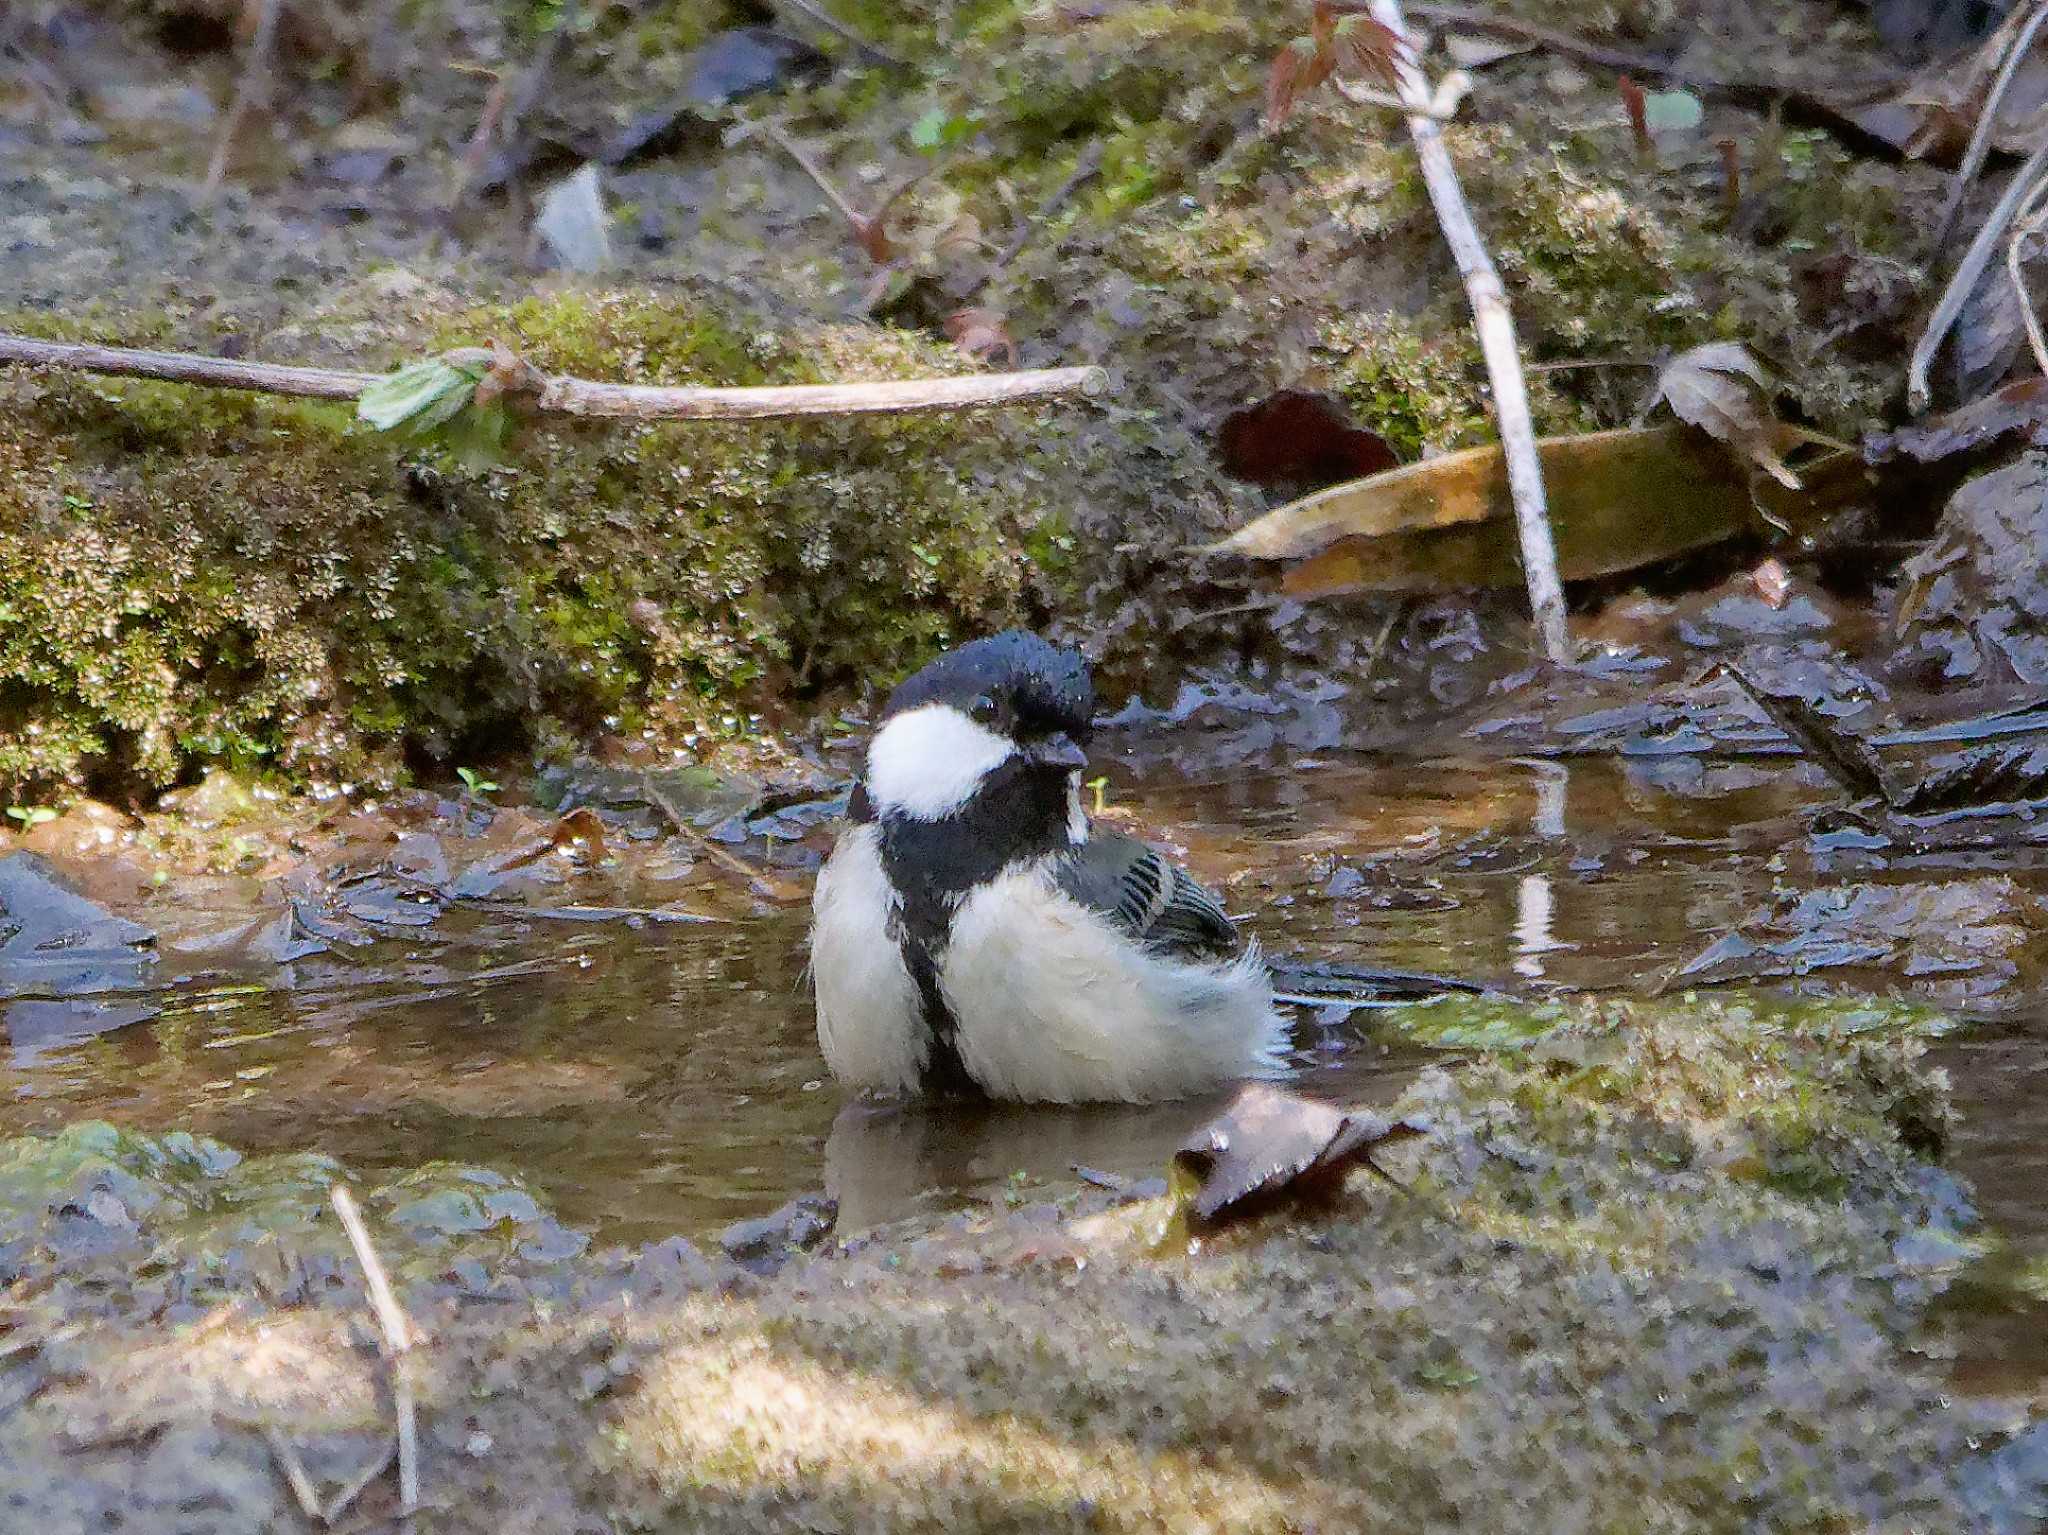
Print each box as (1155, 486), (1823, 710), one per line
(0, 333), (1107, 426)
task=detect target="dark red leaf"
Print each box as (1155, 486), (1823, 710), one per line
(1217, 390), (1397, 491)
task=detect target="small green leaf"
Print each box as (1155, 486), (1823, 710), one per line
(5, 805), (56, 828)
(909, 108), (976, 153)
(357, 357), (484, 435)
(456, 766), (499, 796)
(1641, 90), (1703, 133)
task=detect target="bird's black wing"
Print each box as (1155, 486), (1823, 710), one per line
(1052, 834), (1239, 960)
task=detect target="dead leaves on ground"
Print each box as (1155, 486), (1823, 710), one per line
(1265, 1), (1408, 129)
(1646, 342), (1803, 489)
(1165, 1083), (1429, 1240)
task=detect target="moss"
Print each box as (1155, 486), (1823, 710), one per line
(0, 287), (1069, 794)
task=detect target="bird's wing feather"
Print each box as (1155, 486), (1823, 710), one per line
(1052, 834), (1239, 959)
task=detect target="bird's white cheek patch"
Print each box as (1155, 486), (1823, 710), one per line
(865, 703), (1015, 819)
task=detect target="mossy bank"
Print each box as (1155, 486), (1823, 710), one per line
(0, 285), (1070, 794)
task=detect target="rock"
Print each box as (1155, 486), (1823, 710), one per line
(627, 1236), (723, 1299)
(1892, 452), (2048, 685)
(719, 1193), (837, 1275)
(0, 852), (155, 1008)
(599, 28), (827, 165)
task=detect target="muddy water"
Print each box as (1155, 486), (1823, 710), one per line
(7, 753), (2048, 1324)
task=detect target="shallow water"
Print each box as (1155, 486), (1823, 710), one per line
(8, 751), (2048, 1367)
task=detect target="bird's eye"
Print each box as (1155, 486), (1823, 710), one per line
(968, 693), (999, 724)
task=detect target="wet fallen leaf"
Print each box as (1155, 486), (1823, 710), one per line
(1167, 1083), (1428, 1234)
(1216, 390), (1397, 492)
(1648, 342), (1801, 489)
(1750, 557), (1793, 609)
(549, 807), (610, 865)
(1210, 424), (1866, 595)
(1866, 376), (2048, 463)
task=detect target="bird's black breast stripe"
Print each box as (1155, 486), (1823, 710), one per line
(872, 755), (1075, 1097)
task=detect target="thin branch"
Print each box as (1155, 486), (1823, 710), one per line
(322, 1437), (399, 1526)
(329, 1185), (419, 1516)
(1936, 0), (2048, 245)
(1908, 139), (2048, 412)
(768, 0), (907, 68)
(0, 333), (1107, 421)
(202, 0), (284, 205)
(1403, 3), (1901, 102)
(2006, 164), (2048, 379)
(641, 777), (808, 905)
(754, 120), (869, 230)
(1365, 0), (1571, 663)
(988, 141), (1105, 277)
(263, 1426), (325, 1522)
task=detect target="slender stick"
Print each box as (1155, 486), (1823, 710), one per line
(202, 0), (284, 204)
(1361, 1), (1571, 663)
(987, 141), (1105, 278)
(323, 1437), (400, 1526)
(2006, 165), (2048, 379)
(263, 1426), (325, 1522)
(0, 333), (1106, 421)
(330, 1185), (419, 1516)
(1936, 0), (2048, 245)
(1908, 140), (2048, 412)
(769, 0), (907, 68)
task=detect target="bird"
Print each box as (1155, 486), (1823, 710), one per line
(809, 629), (1289, 1104)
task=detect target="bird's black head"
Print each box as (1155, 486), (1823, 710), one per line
(861, 631), (1096, 824)
(880, 629), (1094, 754)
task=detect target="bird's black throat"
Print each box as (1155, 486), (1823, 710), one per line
(855, 757), (1076, 1096)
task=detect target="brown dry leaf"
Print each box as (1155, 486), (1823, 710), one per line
(1327, 9), (1404, 87)
(944, 307), (1018, 367)
(550, 807), (610, 865)
(1750, 557), (1793, 609)
(848, 212), (896, 265)
(1208, 423), (1866, 595)
(1265, 36), (1331, 128)
(1168, 1083), (1428, 1232)
(1650, 342), (1802, 489)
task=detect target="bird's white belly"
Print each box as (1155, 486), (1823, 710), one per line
(939, 864), (1287, 1104)
(811, 824), (925, 1094)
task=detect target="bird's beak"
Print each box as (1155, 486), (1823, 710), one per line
(1030, 732), (1089, 770)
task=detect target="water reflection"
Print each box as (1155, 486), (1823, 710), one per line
(4, 752), (2048, 1309)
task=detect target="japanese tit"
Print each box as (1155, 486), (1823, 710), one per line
(810, 630), (1287, 1104)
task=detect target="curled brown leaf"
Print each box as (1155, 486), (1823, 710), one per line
(1650, 341), (1802, 490)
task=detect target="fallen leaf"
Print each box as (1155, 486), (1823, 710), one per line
(1751, 557), (1793, 609)
(1649, 341), (1801, 489)
(944, 307), (1018, 368)
(1168, 1083), (1428, 1232)
(1833, 7), (2048, 163)
(549, 807), (610, 865)
(1866, 376), (2048, 463)
(1209, 423), (1866, 595)
(1216, 390), (1397, 491)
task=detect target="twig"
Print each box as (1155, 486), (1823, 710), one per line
(0, 333), (1106, 421)
(1908, 140), (2048, 412)
(769, 0), (906, 68)
(264, 1426), (325, 1522)
(987, 141), (1105, 277)
(641, 779), (809, 905)
(750, 121), (936, 264)
(1363, 1), (1571, 663)
(1403, 3), (1901, 103)
(322, 1437), (399, 1526)
(1936, 0), (2048, 245)
(202, 0), (285, 205)
(2006, 163), (2048, 379)
(456, 0), (580, 213)
(329, 1185), (418, 1516)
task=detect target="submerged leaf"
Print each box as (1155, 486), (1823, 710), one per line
(1650, 342), (1801, 489)
(1169, 1083), (1428, 1231)
(1209, 424), (1867, 595)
